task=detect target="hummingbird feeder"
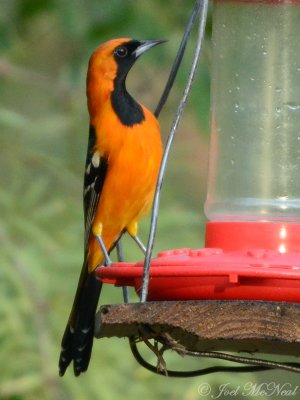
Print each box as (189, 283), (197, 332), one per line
(96, 0), (300, 376)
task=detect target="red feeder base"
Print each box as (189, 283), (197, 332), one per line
(96, 222), (300, 302)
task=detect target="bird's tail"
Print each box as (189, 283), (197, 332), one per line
(59, 259), (102, 377)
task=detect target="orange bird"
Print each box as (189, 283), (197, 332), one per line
(59, 38), (164, 376)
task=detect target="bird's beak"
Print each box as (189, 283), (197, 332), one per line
(133, 39), (166, 59)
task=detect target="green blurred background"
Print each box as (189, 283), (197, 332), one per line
(0, 1), (298, 399)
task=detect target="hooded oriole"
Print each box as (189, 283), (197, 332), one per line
(59, 38), (163, 376)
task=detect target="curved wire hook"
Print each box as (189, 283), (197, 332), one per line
(140, 0), (209, 303)
(129, 338), (300, 377)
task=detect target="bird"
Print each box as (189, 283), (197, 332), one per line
(59, 38), (164, 376)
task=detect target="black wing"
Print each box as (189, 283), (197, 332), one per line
(59, 125), (108, 377)
(83, 125), (108, 248)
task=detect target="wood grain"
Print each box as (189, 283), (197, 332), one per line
(95, 300), (300, 355)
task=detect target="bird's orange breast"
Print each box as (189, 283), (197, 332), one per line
(87, 102), (162, 271)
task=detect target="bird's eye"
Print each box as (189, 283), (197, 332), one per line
(115, 46), (128, 58)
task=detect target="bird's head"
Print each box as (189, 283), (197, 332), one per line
(88, 38), (165, 82)
(86, 38), (165, 116)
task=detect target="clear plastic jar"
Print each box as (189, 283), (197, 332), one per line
(205, 0), (300, 223)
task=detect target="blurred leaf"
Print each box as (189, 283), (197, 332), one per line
(17, 0), (55, 22)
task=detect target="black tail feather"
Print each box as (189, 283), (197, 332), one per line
(59, 261), (102, 376)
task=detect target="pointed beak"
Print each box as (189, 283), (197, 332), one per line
(133, 39), (166, 59)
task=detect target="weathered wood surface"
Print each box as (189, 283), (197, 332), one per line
(95, 300), (300, 355)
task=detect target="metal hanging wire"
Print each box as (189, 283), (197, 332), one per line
(140, 0), (208, 303)
(154, 0), (203, 119)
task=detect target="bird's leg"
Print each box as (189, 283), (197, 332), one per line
(93, 223), (112, 266)
(126, 220), (147, 255)
(95, 235), (112, 266)
(116, 241), (130, 303)
(130, 234), (147, 254)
